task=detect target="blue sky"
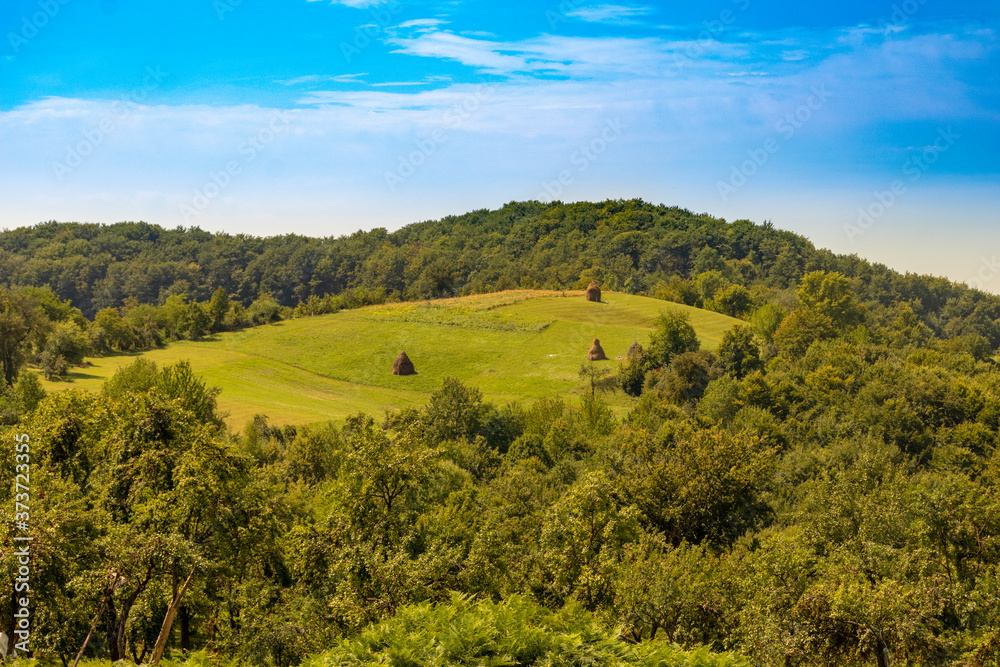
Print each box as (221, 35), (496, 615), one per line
(2, 0), (998, 289)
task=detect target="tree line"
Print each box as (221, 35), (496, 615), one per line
(2, 199), (999, 383)
(3, 266), (1000, 664)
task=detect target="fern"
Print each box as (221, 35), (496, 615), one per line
(302, 596), (748, 667)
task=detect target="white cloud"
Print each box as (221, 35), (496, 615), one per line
(278, 73), (369, 86)
(307, 0), (384, 7)
(388, 30), (726, 78)
(2, 23), (995, 242)
(782, 50), (809, 61)
(565, 4), (654, 25)
(370, 81), (435, 87)
(399, 18), (446, 29)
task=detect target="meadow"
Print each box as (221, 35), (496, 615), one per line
(39, 290), (741, 427)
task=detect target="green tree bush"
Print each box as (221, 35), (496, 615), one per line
(646, 311), (700, 370)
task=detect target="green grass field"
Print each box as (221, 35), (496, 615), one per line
(39, 290), (742, 428)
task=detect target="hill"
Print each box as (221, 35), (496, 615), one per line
(4, 200), (998, 355)
(40, 290), (741, 426)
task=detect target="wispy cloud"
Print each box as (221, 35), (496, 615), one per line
(306, 0), (384, 7)
(370, 81), (437, 87)
(399, 18), (447, 30)
(566, 4), (655, 25)
(3, 18), (996, 249)
(279, 73), (369, 86)
(388, 30), (709, 78)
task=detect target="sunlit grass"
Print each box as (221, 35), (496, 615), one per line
(38, 291), (742, 429)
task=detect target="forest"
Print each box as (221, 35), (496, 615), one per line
(2, 199), (999, 377)
(2, 200), (1000, 666)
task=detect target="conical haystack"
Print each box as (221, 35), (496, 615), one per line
(587, 338), (608, 361)
(585, 282), (602, 302)
(392, 351), (416, 375)
(627, 340), (640, 357)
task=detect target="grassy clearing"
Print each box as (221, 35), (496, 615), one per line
(38, 291), (742, 428)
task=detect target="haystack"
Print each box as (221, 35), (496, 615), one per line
(392, 351), (416, 375)
(585, 282), (602, 302)
(587, 338), (608, 361)
(627, 340), (640, 357)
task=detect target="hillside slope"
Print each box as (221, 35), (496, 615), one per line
(5, 200), (999, 353)
(40, 290), (740, 426)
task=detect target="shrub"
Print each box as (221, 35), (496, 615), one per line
(302, 595), (750, 667)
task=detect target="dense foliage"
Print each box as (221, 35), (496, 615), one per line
(301, 595), (748, 667)
(2, 199), (1000, 348)
(3, 201), (1000, 666)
